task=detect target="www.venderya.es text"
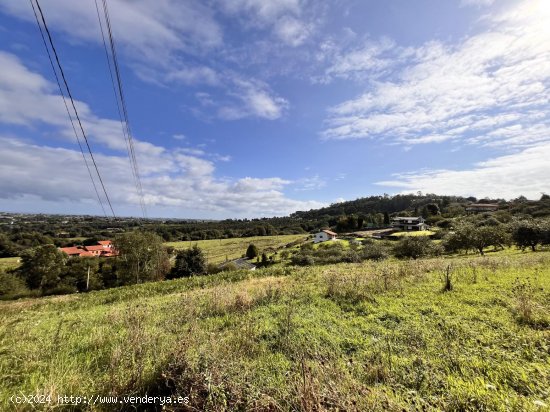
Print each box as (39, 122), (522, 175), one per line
(11, 394), (189, 406)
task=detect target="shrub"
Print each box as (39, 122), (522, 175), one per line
(0, 270), (29, 298)
(512, 278), (535, 325)
(170, 245), (207, 278)
(220, 262), (238, 272)
(511, 220), (547, 251)
(17, 244), (67, 290)
(115, 231), (171, 284)
(362, 242), (389, 261)
(207, 263), (222, 274)
(443, 223), (510, 255)
(291, 254), (315, 266)
(245, 243), (259, 259)
(393, 236), (438, 260)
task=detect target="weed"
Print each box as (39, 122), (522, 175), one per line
(442, 264), (454, 292)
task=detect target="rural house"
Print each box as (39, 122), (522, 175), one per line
(391, 217), (429, 231)
(59, 240), (118, 257)
(59, 246), (93, 257)
(465, 203), (499, 213)
(313, 229), (338, 243)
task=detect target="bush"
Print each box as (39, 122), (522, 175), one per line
(115, 231), (171, 284)
(17, 244), (67, 290)
(393, 236), (439, 260)
(443, 223), (510, 255)
(290, 254), (315, 266)
(170, 245), (207, 278)
(207, 263), (222, 274)
(511, 220), (548, 251)
(362, 242), (389, 261)
(42, 284), (78, 296)
(0, 270), (30, 298)
(220, 262), (238, 272)
(245, 244), (259, 259)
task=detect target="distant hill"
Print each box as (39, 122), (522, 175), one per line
(291, 194), (476, 220)
(292, 193), (550, 221)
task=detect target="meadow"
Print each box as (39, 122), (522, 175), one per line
(0, 250), (549, 411)
(0, 257), (20, 271)
(389, 230), (436, 238)
(165, 234), (307, 264)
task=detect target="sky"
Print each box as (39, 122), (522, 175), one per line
(0, 0), (549, 218)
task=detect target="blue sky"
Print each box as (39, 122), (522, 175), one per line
(0, 0), (549, 218)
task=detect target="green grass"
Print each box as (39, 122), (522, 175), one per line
(0, 257), (20, 271)
(390, 230), (436, 237)
(1, 252), (549, 410)
(165, 234), (307, 263)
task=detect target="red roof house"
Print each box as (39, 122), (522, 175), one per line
(59, 240), (118, 257)
(60, 246), (84, 256)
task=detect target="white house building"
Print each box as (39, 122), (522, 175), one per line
(313, 229), (338, 243)
(391, 217), (429, 231)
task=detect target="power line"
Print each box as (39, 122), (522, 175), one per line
(101, 0), (147, 217)
(29, 0), (107, 217)
(95, 0), (147, 218)
(32, 0), (116, 218)
(93, 0), (138, 216)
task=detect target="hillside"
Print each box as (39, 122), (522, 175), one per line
(1, 251), (549, 411)
(165, 234), (307, 264)
(292, 194), (550, 222)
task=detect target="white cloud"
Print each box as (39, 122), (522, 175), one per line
(319, 37), (399, 83)
(233, 177), (290, 192)
(376, 143), (550, 199)
(1, 0), (291, 122)
(294, 175), (326, 191)
(460, 0), (495, 8)
(0, 136), (323, 217)
(134, 63), (221, 87)
(322, 0), (550, 150)
(207, 77), (289, 120)
(220, 0), (301, 21)
(273, 16), (311, 47)
(218, 0), (313, 46)
(0, 52), (321, 217)
(0, 0), (222, 61)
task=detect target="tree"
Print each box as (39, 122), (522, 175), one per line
(512, 220), (544, 251)
(423, 203), (440, 217)
(393, 236), (438, 260)
(383, 212), (390, 226)
(18, 244), (67, 290)
(114, 231), (170, 285)
(0, 233), (20, 258)
(246, 243), (259, 259)
(170, 245), (207, 278)
(446, 223), (510, 256)
(63, 257), (102, 291)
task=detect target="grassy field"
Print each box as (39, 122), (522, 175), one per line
(165, 234), (308, 264)
(1, 251), (549, 411)
(389, 230), (436, 237)
(0, 257), (20, 271)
